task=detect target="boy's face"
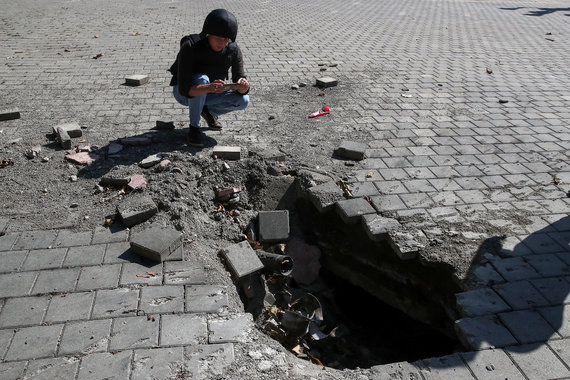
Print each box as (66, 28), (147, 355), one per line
(207, 35), (229, 52)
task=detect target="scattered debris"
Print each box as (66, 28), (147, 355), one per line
(498, 99), (509, 104)
(65, 152), (99, 165)
(552, 175), (561, 185)
(127, 174), (147, 191)
(0, 158), (14, 168)
(93, 53), (104, 59)
(140, 154), (163, 168)
(486, 68), (493, 74)
(216, 187), (242, 202)
(256, 251), (293, 276)
(24, 145), (41, 159)
(308, 106), (330, 118)
(0, 109), (21, 121)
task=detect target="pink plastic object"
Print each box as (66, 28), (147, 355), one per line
(309, 105), (330, 118)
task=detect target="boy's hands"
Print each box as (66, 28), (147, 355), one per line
(209, 79), (225, 93)
(237, 77), (249, 94)
(205, 78), (249, 94)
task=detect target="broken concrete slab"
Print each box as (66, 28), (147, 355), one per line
(387, 228), (427, 260)
(362, 214), (401, 241)
(125, 74), (149, 86)
(307, 181), (345, 213)
(130, 224), (183, 262)
(52, 122), (82, 138)
(65, 152), (99, 165)
(336, 197), (376, 224)
(316, 77), (338, 88)
(213, 146), (241, 161)
(258, 210), (289, 243)
(220, 241), (264, 279)
(116, 195), (157, 227)
(140, 154), (163, 168)
(0, 109), (21, 121)
(335, 140), (367, 161)
(127, 174), (147, 191)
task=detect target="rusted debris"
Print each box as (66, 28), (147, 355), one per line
(1, 158), (14, 168)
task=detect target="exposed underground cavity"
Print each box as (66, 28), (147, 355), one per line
(237, 176), (464, 370)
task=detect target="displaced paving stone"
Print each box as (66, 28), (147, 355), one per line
(335, 140), (367, 160)
(184, 344), (235, 379)
(59, 319), (111, 355)
(307, 181), (345, 213)
(117, 194), (157, 227)
(316, 76), (338, 88)
(216, 186), (241, 201)
(213, 146), (241, 160)
(208, 313), (254, 343)
(220, 240), (264, 279)
(5, 324), (63, 361)
(24, 356), (80, 379)
(455, 315), (517, 350)
(336, 197), (376, 224)
(362, 214), (401, 241)
(258, 210), (289, 243)
(130, 224), (183, 262)
(387, 228), (427, 260)
(100, 174), (130, 187)
(125, 74), (149, 86)
(52, 122), (82, 138)
(65, 151), (99, 165)
(127, 174), (147, 191)
(155, 120), (175, 130)
(185, 285), (228, 313)
(139, 153), (163, 168)
(109, 316), (158, 350)
(77, 350), (132, 379)
(164, 260), (206, 285)
(160, 314), (207, 346)
(0, 109), (21, 121)
(132, 347), (185, 380)
(56, 128), (72, 149)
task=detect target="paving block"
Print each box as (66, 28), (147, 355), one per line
(316, 76), (338, 88)
(307, 181), (345, 213)
(258, 210), (290, 243)
(130, 224), (183, 262)
(0, 362), (25, 380)
(59, 319), (111, 355)
(103, 241), (141, 264)
(54, 230), (93, 247)
(491, 256), (540, 281)
(456, 288), (511, 317)
(160, 314), (207, 345)
(119, 262), (163, 286)
(164, 260), (206, 285)
(92, 225), (129, 244)
(21, 247), (67, 270)
(132, 347), (185, 380)
(213, 146), (241, 160)
(208, 313), (254, 343)
(454, 316), (517, 350)
(45, 292), (94, 323)
(4, 324), (63, 361)
(125, 74), (149, 85)
(414, 353), (474, 380)
(63, 244), (106, 267)
(13, 229), (58, 250)
(155, 120), (175, 130)
(0, 295), (50, 328)
(184, 344), (235, 378)
(116, 195), (157, 227)
(531, 277), (570, 304)
(387, 228), (427, 260)
(24, 357), (80, 379)
(56, 127), (72, 149)
(0, 250), (28, 273)
(461, 350), (525, 380)
(139, 153), (163, 168)
(539, 305), (570, 337)
(370, 361), (422, 380)
(109, 316), (158, 350)
(91, 288), (139, 318)
(100, 175), (131, 187)
(336, 197), (376, 224)
(508, 343), (570, 380)
(220, 240), (264, 279)
(0, 329), (13, 358)
(76, 264), (121, 290)
(52, 122), (82, 138)
(0, 232), (18, 251)
(493, 280), (550, 310)
(77, 350), (132, 379)
(139, 285), (184, 314)
(0, 109), (21, 121)
(335, 140), (366, 160)
(31, 267), (80, 294)
(362, 214), (401, 241)
(0, 272), (37, 298)
(185, 285), (228, 313)
(498, 310), (557, 343)
(549, 338), (570, 366)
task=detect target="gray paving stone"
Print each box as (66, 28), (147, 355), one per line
(13, 230), (58, 250)
(164, 261), (206, 285)
(76, 264), (122, 291)
(132, 346), (185, 380)
(139, 285), (183, 314)
(59, 319), (112, 355)
(538, 305), (570, 338)
(160, 314), (208, 346)
(184, 344), (235, 379)
(499, 310), (557, 343)
(369, 361), (422, 380)
(316, 76), (337, 88)
(125, 74), (149, 86)
(92, 288), (139, 318)
(336, 140), (366, 161)
(120, 261), (163, 286)
(462, 349), (524, 379)
(531, 277), (570, 305)
(21, 247), (67, 270)
(493, 280), (550, 310)
(0, 217), (8, 236)
(507, 343), (570, 380)
(45, 292), (94, 323)
(130, 224), (183, 262)
(63, 244), (106, 267)
(307, 181), (345, 213)
(351, 181), (379, 197)
(521, 232), (565, 254)
(31, 267), (80, 295)
(23, 356), (80, 379)
(456, 288), (511, 317)
(455, 316), (518, 350)
(0, 295), (49, 328)
(548, 338), (570, 367)
(109, 316), (159, 350)
(208, 313), (254, 344)
(414, 353), (474, 380)
(0, 109), (20, 121)
(4, 324), (63, 361)
(213, 146), (241, 160)
(103, 242), (141, 264)
(92, 225), (129, 244)
(370, 194), (407, 212)
(220, 240), (264, 279)
(258, 210), (290, 243)
(186, 285), (228, 313)
(0, 362), (26, 380)
(0, 250), (28, 273)
(0, 328), (13, 359)
(77, 350), (132, 380)
(52, 122), (82, 138)
(54, 230), (93, 248)
(0, 271), (37, 298)
(117, 195), (158, 227)
(336, 197), (376, 224)
(0, 232), (19, 252)
(468, 263), (505, 286)
(362, 214), (400, 242)
(525, 253), (570, 277)
(387, 228), (427, 260)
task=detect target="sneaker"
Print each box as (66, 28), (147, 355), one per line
(201, 106), (223, 130)
(187, 126), (204, 147)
